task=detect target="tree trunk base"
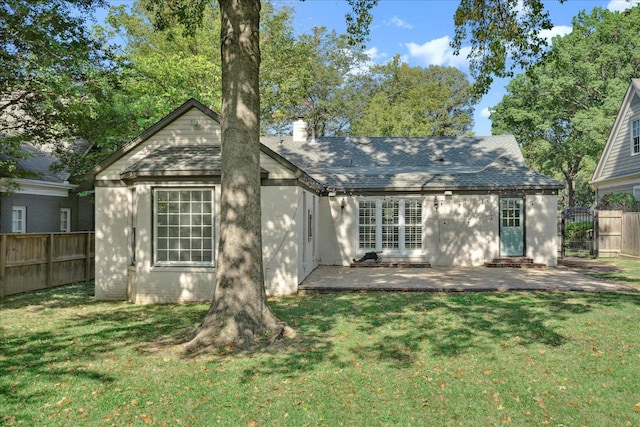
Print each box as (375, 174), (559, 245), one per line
(183, 313), (296, 354)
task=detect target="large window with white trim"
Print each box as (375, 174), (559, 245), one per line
(154, 188), (214, 266)
(632, 118), (640, 155)
(357, 199), (423, 253)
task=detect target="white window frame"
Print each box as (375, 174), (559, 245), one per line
(153, 188), (215, 267)
(632, 118), (640, 156)
(12, 206), (26, 233)
(357, 198), (423, 254)
(60, 208), (71, 232)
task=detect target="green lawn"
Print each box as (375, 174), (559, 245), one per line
(2, 283), (640, 426)
(587, 256), (640, 286)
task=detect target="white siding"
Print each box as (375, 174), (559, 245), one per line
(600, 93), (640, 180)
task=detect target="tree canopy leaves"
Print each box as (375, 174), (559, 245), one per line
(491, 6), (640, 207)
(0, 0), (116, 180)
(350, 56), (474, 136)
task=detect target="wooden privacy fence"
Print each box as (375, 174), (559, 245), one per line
(594, 210), (640, 258)
(595, 210), (622, 258)
(622, 212), (640, 257)
(0, 232), (94, 298)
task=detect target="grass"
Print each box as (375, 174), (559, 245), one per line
(586, 256), (640, 286)
(2, 283), (640, 426)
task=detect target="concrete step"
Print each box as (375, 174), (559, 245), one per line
(350, 262), (431, 268)
(485, 257), (546, 268)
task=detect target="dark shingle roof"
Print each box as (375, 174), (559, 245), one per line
(121, 145), (268, 179)
(261, 135), (562, 191)
(4, 143), (70, 183)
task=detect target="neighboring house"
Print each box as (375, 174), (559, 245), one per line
(0, 143), (94, 233)
(88, 99), (562, 304)
(591, 79), (640, 204)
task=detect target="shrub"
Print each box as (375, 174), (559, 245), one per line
(564, 221), (593, 249)
(599, 192), (637, 211)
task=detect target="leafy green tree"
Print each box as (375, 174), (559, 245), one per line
(0, 0), (116, 180)
(95, 1), (309, 140)
(491, 7), (640, 208)
(350, 56), (474, 136)
(452, 0), (555, 97)
(294, 27), (371, 136)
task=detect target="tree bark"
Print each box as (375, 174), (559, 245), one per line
(186, 0), (292, 352)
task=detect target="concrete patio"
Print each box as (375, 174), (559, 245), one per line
(299, 261), (637, 293)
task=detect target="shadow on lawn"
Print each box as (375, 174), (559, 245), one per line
(249, 290), (640, 380)
(0, 283), (206, 409)
(3, 283), (640, 392)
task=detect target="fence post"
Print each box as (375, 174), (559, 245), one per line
(0, 235), (5, 298)
(85, 232), (92, 282)
(560, 210), (566, 258)
(47, 233), (54, 288)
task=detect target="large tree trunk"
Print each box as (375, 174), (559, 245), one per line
(186, 0), (292, 352)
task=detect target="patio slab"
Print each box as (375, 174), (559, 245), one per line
(298, 264), (637, 293)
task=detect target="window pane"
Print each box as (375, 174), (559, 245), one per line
(358, 201), (377, 250)
(155, 189), (214, 265)
(405, 200), (422, 249)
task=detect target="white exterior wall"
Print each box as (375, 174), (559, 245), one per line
(318, 193), (558, 267)
(99, 181), (306, 304)
(525, 194), (558, 267)
(261, 186), (318, 295)
(129, 182), (218, 304)
(94, 186), (131, 300)
(427, 194), (499, 266)
(262, 186), (300, 296)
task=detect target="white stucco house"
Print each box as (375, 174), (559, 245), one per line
(591, 79), (640, 203)
(88, 99), (562, 304)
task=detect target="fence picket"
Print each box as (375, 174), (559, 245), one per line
(0, 232), (94, 298)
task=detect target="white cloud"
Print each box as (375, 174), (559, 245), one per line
(405, 36), (470, 69)
(364, 46), (386, 63)
(607, 0), (640, 12)
(389, 16), (413, 30)
(539, 25), (572, 43)
(480, 107), (492, 119)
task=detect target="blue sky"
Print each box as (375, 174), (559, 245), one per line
(100, 0), (639, 135)
(283, 0), (640, 135)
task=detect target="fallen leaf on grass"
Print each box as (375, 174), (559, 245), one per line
(633, 402), (640, 412)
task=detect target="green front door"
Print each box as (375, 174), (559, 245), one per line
(500, 198), (524, 257)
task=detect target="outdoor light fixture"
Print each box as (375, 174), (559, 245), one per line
(434, 196), (439, 211)
(341, 199), (347, 212)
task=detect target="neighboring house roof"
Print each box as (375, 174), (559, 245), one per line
(591, 78), (640, 185)
(5, 143), (70, 183)
(261, 135), (563, 192)
(0, 142), (77, 196)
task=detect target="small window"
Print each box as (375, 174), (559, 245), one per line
(154, 188), (214, 266)
(12, 206), (26, 233)
(60, 208), (71, 232)
(632, 119), (640, 155)
(307, 209), (313, 242)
